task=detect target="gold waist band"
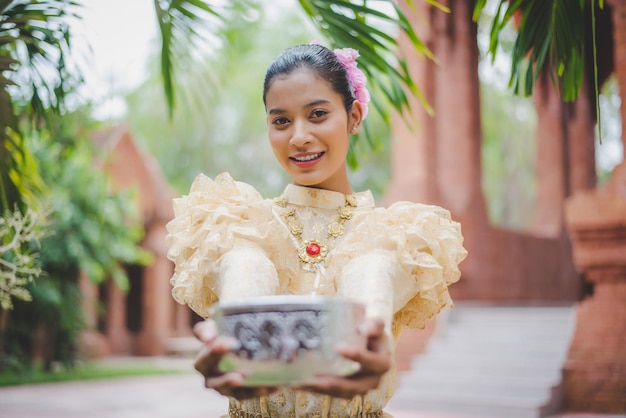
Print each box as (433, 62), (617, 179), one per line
(228, 404), (384, 418)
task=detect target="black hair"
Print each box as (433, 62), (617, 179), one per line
(262, 44), (355, 112)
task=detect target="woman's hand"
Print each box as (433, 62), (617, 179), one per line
(296, 317), (391, 398)
(192, 320), (279, 400)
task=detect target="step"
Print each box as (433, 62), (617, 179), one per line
(407, 356), (567, 376)
(388, 305), (576, 417)
(392, 384), (550, 404)
(398, 370), (562, 391)
(388, 397), (542, 418)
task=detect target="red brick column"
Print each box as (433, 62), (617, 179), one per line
(77, 272), (110, 358)
(388, 0), (487, 220)
(531, 71), (597, 238)
(385, 0), (439, 206)
(531, 79), (570, 237)
(106, 279), (131, 354)
(387, 0), (579, 303)
(135, 221), (175, 356)
(564, 163), (626, 412)
(562, 2), (626, 410)
(174, 300), (193, 337)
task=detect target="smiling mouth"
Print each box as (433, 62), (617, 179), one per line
(290, 152), (324, 162)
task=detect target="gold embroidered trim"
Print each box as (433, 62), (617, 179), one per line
(228, 404), (383, 418)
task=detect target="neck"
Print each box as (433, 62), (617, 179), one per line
(294, 184), (353, 195)
(293, 172), (353, 196)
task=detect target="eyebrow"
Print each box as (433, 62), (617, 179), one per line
(268, 99), (331, 115)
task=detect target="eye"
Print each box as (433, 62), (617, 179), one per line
(310, 109), (328, 119)
(272, 116), (290, 126)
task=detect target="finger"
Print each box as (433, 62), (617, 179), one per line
(205, 371), (246, 390)
(207, 373), (278, 400)
(193, 320), (218, 343)
(359, 317), (385, 337)
(194, 344), (213, 376)
(358, 318), (386, 352)
(298, 374), (382, 399)
(335, 343), (390, 375)
(194, 337), (237, 376)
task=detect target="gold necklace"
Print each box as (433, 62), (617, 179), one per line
(274, 194), (357, 269)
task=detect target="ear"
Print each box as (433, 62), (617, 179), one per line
(348, 100), (364, 134)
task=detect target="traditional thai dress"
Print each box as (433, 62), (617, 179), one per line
(166, 172), (467, 418)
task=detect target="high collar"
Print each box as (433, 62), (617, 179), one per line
(280, 184), (375, 210)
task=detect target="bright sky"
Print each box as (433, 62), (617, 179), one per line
(71, 0), (157, 118)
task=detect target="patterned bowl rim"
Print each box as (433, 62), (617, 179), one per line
(212, 295), (364, 316)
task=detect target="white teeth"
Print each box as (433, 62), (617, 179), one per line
(293, 153), (322, 162)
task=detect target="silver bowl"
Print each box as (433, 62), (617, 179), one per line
(212, 295), (366, 386)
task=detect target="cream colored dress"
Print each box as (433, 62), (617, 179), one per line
(166, 172), (467, 418)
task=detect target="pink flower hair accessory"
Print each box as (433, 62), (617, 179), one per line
(334, 47), (370, 120)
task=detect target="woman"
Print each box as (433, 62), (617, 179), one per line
(166, 43), (467, 417)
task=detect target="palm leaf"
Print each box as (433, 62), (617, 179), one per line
(474, 0), (606, 140)
(474, 0), (596, 102)
(153, 0), (256, 119)
(0, 0), (79, 213)
(0, 1), (79, 117)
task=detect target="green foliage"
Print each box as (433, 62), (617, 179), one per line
(0, 0), (81, 213)
(126, 3), (286, 197)
(474, 0), (604, 105)
(0, 206), (45, 310)
(32, 134), (152, 290)
(0, 361), (182, 386)
(1, 1), (81, 315)
(480, 82), (537, 229)
(153, 0), (257, 118)
(0, 129), (47, 213)
(2, 116), (152, 371)
(0, 1), (79, 117)
(4, 272), (83, 371)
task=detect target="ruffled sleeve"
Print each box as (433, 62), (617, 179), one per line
(335, 202), (467, 337)
(165, 173), (278, 318)
(386, 202), (466, 334)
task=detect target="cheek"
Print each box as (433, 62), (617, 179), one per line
(268, 132), (287, 153)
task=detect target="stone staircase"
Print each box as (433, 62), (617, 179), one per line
(387, 304), (577, 418)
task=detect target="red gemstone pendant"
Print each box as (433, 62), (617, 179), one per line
(305, 243), (321, 256)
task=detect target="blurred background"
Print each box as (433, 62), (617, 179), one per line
(1, 0), (624, 417)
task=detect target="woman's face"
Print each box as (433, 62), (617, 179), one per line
(265, 68), (362, 194)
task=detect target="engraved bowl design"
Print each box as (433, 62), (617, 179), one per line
(212, 295), (366, 386)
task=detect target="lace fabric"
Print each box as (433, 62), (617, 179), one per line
(228, 403), (386, 418)
(166, 172), (467, 417)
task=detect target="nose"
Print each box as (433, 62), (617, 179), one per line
(289, 120), (311, 148)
